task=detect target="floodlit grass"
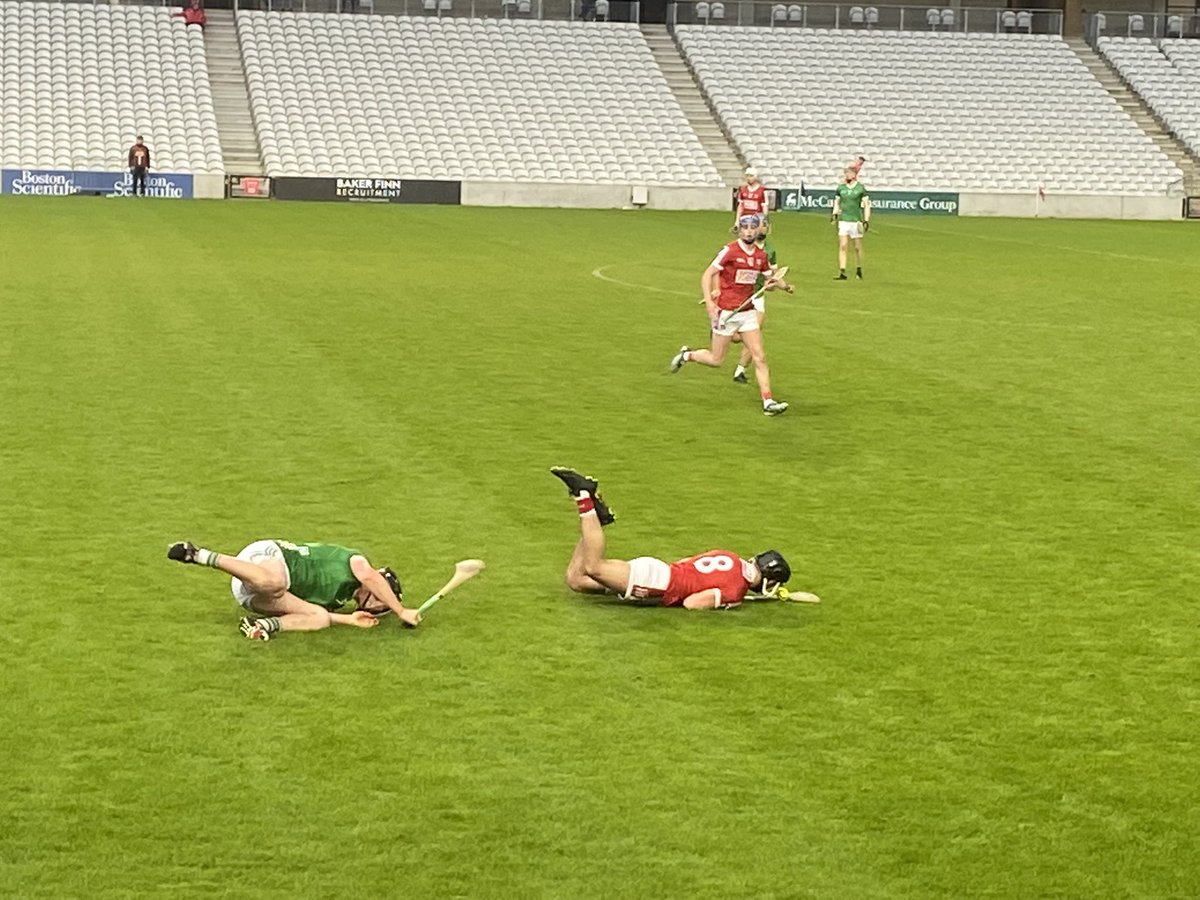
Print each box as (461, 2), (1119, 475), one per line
(0, 196), (1197, 898)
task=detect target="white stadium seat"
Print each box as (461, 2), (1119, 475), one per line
(235, 12), (721, 184)
(1097, 37), (1200, 159)
(0, 1), (221, 174)
(674, 27), (1183, 194)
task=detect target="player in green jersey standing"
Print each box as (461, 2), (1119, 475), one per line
(831, 167), (871, 280)
(733, 216), (794, 385)
(168, 538), (422, 640)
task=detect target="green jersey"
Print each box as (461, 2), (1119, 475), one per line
(753, 239), (778, 291)
(836, 181), (869, 222)
(275, 541), (365, 610)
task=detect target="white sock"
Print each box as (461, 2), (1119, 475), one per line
(733, 365), (746, 377)
(196, 548), (218, 567)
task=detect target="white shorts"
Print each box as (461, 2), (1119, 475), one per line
(751, 293), (766, 314)
(624, 556), (671, 600)
(839, 221), (864, 239)
(713, 308), (762, 337)
(229, 539), (291, 609)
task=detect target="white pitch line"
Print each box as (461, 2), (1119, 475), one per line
(592, 264), (694, 297)
(591, 264), (1096, 332)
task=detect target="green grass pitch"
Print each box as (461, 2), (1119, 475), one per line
(0, 197), (1197, 898)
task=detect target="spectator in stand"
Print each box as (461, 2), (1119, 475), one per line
(581, 0), (598, 20)
(128, 136), (151, 197)
(174, 0), (207, 28)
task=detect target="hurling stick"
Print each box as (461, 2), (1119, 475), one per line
(417, 559), (485, 615)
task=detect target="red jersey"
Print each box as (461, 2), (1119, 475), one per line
(661, 550), (755, 607)
(737, 183), (767, 215)
(710, 240), (771, 310)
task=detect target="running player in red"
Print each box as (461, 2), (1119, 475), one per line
(735, 167), (768, 223)
(669, 213), (789, 416)
(551, 467), (793, 609)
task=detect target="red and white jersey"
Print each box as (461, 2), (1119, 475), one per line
(661, 550), (755, 607)
(737, 183), (767, 215)
(710, 240), (772, 310)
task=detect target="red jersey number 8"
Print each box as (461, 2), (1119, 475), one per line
(693, 555), (734, 574)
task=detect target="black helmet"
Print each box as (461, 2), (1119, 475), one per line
(378, 567), (403, 602)
(752, 550), (791, 595)
(358, 566), (403, 618)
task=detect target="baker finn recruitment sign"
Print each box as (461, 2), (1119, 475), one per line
(272, 177), (461, 204)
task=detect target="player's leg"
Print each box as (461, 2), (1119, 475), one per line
(575, 505), (631, 594)
(837, 231), (849, 279)
(169, 540), (289, 598)
(566, 536), (608, 594)
(552, 468), (626, 592)
(741, 327), (788, 416)
(733, 309), (764, 383)
(240, 591), (334, 641)
(853, 235), (865, 278)
(681, 331), (733, 367)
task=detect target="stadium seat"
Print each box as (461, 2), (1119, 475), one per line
(596, 0), (610, 19)
(788, 4), (804, 23)
(1017, 10), (1032, 31)
(676, 26), (1182, 194)
(925, 8), (939, 28)
(237, 12), (721, 184)
(710, 3), (725, 20)
(940, 8), (955, 28)
(1001, 10), (1017, 28)
(1097, 36), (1200, 159)
(772, 4), (786, 24)
(849, 6), (864, 25)
(1128, 14), (1144, 35)
(0, 1), (221, 173)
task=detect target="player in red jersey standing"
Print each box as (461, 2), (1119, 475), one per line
(735, 167), (768, 223)
(551, 467), (793, 610)
(669, 213), (789, 416)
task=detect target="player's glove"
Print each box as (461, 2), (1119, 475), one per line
(863, 220), (870, 233)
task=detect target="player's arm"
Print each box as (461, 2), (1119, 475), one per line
(862, 195), (871, 231)
(681, 589), (740, 610)
(831, 196), (841, 222)
(350, 555), (419, 625)
(329, 610), (379, 629)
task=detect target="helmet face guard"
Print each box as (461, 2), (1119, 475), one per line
(379, 567), (403, 602)
(359, 567), (403, 617)
(752, 550), (791, 596)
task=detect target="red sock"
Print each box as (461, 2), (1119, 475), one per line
(575, 494), (595, 516)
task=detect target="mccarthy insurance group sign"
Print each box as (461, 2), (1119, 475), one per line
(779, 187), (959, 215)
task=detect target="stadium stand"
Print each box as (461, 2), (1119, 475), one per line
(0, 1), (223, 173)
(236, 12), (722, 184)
(676, 27), (1184, 194)
(1097, 37), (1200, 158)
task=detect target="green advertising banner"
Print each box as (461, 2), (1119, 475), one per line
(778, 187), (960, 216)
